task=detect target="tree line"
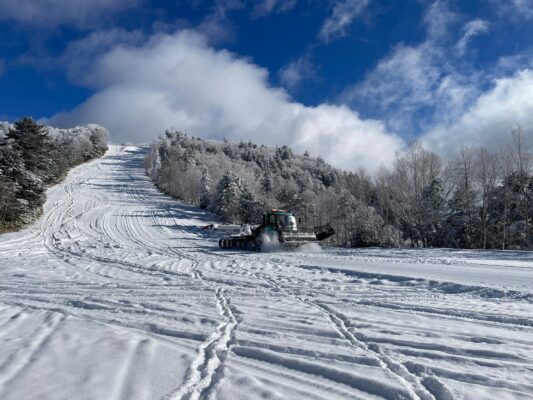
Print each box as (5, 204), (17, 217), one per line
(0, 117), (108, 232)
(145, 128), (532, 249)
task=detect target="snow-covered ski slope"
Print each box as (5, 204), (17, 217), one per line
(1, 146), (533, 400)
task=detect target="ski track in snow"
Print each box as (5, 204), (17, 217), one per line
(1, 146), (533, 399)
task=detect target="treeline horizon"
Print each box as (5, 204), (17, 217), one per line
(0, 117), (109, 232)
(145, 128), (532, 250)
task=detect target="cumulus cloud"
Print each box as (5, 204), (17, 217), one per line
(456, 19), (489, 55)
(60, 29), (145, 84)
(50, 30), (403, 173)
(319, 0), (370, 43)
(0, 0), (141, 28)
(421, 70), (533, 157)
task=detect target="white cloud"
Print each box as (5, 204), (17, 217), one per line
(514, 0), (533, 14)
(496, 52), (533, 74)
(340, 0), (533, 161)
(319, 0), (370, 43)
(488, 0), (533, 19)
(49, 30), (403, 173)
(288, 104), (402, 173)
(61, 29), (145, 85)
(341, 0), (533, 161)
(0, 0), (141, 28)
(341, 41), (480, 134)
(423, 0), (458, 42)
(196, 13), (236, 45)
(456, 19), (489, 55)
(194, 0), (247, 45)
(421, 70), (533, 157)
(344, 43), (441, 110)
(341, 1), (486, 135)
(278, 55), (318, 89)
(252, 0), (297, 18)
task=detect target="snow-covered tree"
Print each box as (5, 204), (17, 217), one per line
(239, 184), (264, 224)
(200, 167), (212, 209)
(7, 117), (49, 176)
(260, 172), (273, 194)
(215, 172), (243, 223)
(143, 127), (533, 250)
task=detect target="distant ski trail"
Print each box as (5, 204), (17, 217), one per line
(1, 146), (533, 400)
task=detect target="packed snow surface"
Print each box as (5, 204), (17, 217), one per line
(1, 146), (533, 400)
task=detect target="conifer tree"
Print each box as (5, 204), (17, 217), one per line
(7, 117), (49, 176)
(260, 172), (272, 193)
(200, 167), (212, 209)
(420, 178), (447, 246)
(240, 184), (264, 224)
(215, 172), (242, 223)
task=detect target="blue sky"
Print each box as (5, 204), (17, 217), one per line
(1, 0), (533, 171)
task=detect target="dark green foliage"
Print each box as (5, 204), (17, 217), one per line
(7, 117), (49, 175)
(486, 172), (533, 249)
(420, 179), (447, 247)
(0, 145), (45, 227)
(447, 183), (479, 248)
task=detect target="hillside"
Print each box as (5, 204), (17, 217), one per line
(144, 131), (398, 247)
(0, 145), (532, 399)
(144, 130), (533, 250)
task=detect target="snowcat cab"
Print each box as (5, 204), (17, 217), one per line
(218, 209), (335, 251)
(264, 210), (297, 231)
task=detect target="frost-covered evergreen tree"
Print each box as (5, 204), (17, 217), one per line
(276, 184), (299, 211)
(200, 168), (212, 209)
(88, 125), (109, 157)
(144, 143), (162, 180)
(0, 145), (45, 226)
(215, 172), (242, 223)
(239, 184), (264, 224)
(260, 172), (273, 194)
(7, 117), (49, 177)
